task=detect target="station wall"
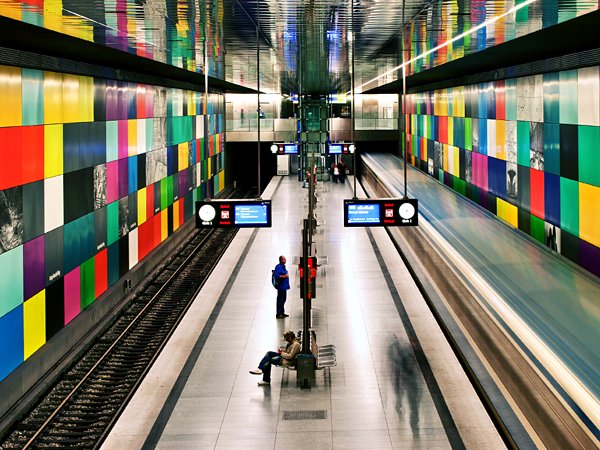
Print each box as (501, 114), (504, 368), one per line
(0, 64), (225, 381)
(404, 65), (600, 277)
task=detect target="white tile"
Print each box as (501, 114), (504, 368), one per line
(44, 175), (63, 232)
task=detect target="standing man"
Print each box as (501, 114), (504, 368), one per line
(274, 255), (290, 318)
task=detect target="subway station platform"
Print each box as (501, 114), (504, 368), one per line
(102, 176), (503, 449)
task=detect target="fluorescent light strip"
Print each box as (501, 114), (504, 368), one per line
(348, 0), (536, 94)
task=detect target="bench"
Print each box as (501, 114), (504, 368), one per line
(310, 330), (336, 370)
(280, 330), (336, 371)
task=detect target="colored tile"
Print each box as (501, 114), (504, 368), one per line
(578, 125), (600, 187)
(95, 249), (108, 298)
(559, 69), (578, 124)
(560, 177), (579, 237)
(23, 290), (46, 359)
(43, 71), (63, 125)
(579, 239), (600, 278)
(80, 257), (95, 310)
(543, 123), (560, 175)
(517, 122), (531, 167)
(0, 246), (24, 317)
(530, 168), (545, 219)
(544, 173), (560, 227)
(543, 72), (560, 124)
(23, 181), (44, 242)
(45, 278), (64, 340)
(577, 67), (600, 126)
(63, 267), (80, 324)
(23, 235), (45, 300)
(579, 182), (600, 248)
(44, 124), (63, 178)
(44, 226), (63, 287)
(560, 124), (579, 180)
(22, 68), (44, 126)
(0, 127), (24, 190)
(0, 305), (24, 382)
(0, 65), (22, 127)
(61, 73), (80, 123)
(106, 121), (119, 162)
(530, 214), (545, 243)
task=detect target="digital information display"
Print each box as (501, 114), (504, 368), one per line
(196, 200), (272, 228)
(284, 144), (298, 154)
(328, 144), (343, 154)
(343, 198), (418, 227)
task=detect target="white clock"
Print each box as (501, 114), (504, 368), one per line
(199, 204), (217, 222)
(398, 202), (415, 220)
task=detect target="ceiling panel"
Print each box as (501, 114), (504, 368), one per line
(1, 0), (597, 96)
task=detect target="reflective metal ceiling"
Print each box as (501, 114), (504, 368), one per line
(0, 0), (597, 95)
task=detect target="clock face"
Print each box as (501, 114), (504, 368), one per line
(398, 203), (415, 220)
(199, 204), (216, 222)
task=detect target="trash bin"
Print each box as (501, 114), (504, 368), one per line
(296, 354), (315, 388)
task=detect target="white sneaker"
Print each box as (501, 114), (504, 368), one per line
(249, 369), (262, 375)
(257, 381), (270, 386)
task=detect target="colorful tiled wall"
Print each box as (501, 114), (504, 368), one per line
(405, 66), (600, 277)
(0, 64), (225, 381)
(0, 1), (225, 78)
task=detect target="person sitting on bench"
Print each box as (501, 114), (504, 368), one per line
(249, 331), (301, 385)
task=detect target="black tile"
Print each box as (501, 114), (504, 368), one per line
(23, 181), (44, 242)
(45, 278), (64, 340)
(560, 124), (578, 180)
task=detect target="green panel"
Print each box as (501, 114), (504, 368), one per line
(167, 175), (174, 206)
(106, 121), (118, 162)
(22, 10), (44, 26)
(464, 118), (472, 150)
(438, 170), (444, 183)
(530, 215), (545, 243)
(560, 177), (579, 237)
(454, 177), (466, 196)
(543, 72), (560, 124)
(515, 0), (529, 23)
(160, 178), (168, 210)
(0, 246), (24, 318)
(543, 123), (560, 175)
(21, 69), (44, 125)
(517, 121), (530, 167)
(578, 126), (600, 187)
(505, 79), (517, 121)
(559, 70), (578, 125)
(106, 201), (119, 245)
(80, 257), (95, 310)
(145, 118), (154, 152)
(200, 138), (206, 161)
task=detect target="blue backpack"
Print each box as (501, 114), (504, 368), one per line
(271, 269), (280, 289)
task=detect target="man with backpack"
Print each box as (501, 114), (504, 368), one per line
(272, 255), (290, 318)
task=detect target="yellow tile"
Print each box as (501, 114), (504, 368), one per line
(178, 143), (188, 171)
(506, 202), (518, 228)
(173, 200), (180, 231)
(79, 76), (94, 122)
(138, 188), (147, 226)
(496, 120), (507, 160)
(448, 117), (454, 146)
(0, 65), (22, 127)
(452, 146), (459, 176)
(161, 209), (168, 241)
(44, 124), (63, 177)
(128, 120), (137, 156)
(62, 73), (80, 123)
(0, 4), (22, 21)
(43, 71), (63, 124)
(442, 144), (448, 172)
(44, 0), (63, 33)
(497, 198), (506, 223)
(579, 183), (600, 248)
(23, 290), (46, 359)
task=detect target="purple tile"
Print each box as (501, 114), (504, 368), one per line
(23, 235), (45, 300)
(118, 158), (129, 199)
(579, 240), (600, 278)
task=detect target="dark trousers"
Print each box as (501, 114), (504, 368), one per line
(276, 289), (287, 315)
(259, 351), (282, 382)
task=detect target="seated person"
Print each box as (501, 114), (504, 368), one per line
(250, 331), (301, 385)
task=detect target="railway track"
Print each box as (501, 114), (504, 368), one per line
(0, 227), (237, 449)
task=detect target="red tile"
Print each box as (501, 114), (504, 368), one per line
(530, 168), (545, 220)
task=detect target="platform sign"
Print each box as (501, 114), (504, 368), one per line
(343, 199), (418, 227)
(196, 200), (272, 228)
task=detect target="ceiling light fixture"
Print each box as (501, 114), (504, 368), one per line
(347, 0), (536, 94)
